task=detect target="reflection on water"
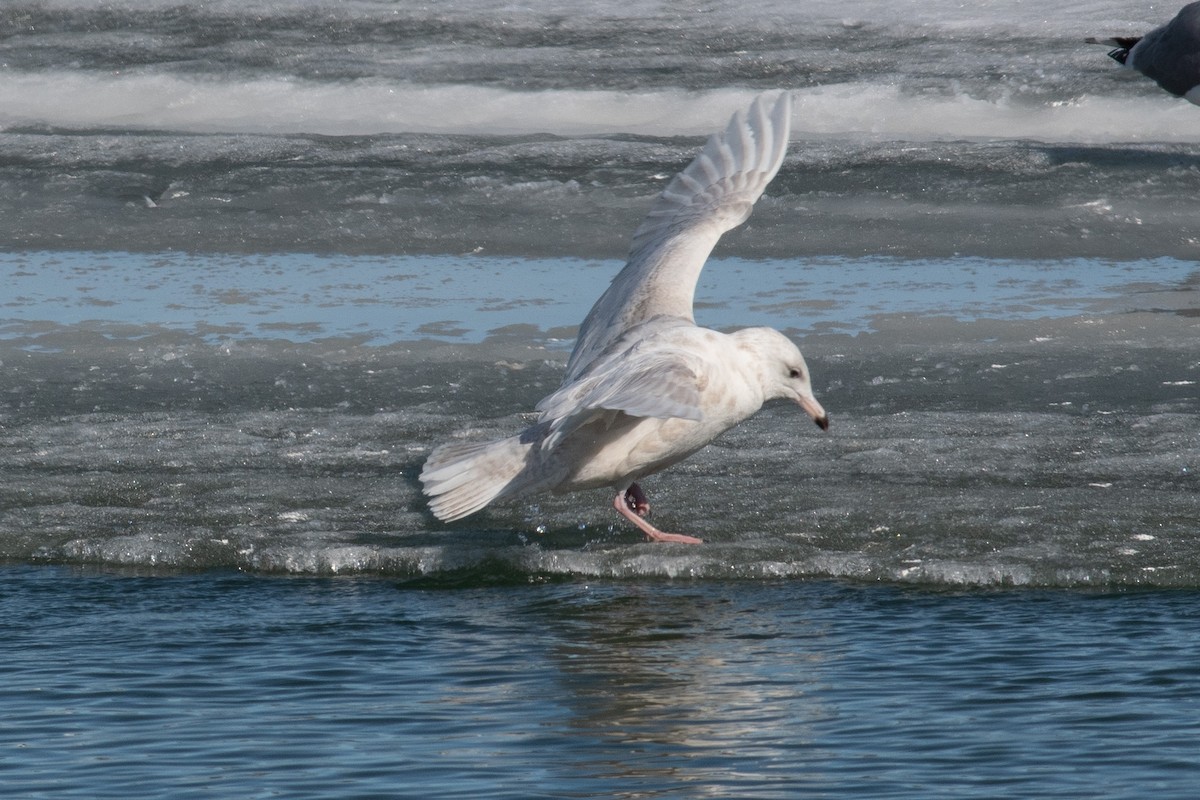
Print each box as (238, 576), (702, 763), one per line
(531, 586), (836, 790)
(524, 583), (1200, 797)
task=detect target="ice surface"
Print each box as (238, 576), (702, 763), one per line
(1, 284), (1195, 585)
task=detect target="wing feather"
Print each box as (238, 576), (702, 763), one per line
(535, 323), (709, 451)
(565, 92), (792, 379)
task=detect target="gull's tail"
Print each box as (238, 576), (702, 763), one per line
(420, 435), (536, 522)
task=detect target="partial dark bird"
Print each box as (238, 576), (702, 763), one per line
(1088, 2), (1200, 104)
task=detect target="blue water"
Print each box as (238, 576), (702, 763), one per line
(2, 566), (1198, 799)
(4, 251), (1196, 345)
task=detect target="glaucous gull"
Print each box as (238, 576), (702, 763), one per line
(421, 93), (828, 543)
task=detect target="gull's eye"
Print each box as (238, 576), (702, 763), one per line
(788, 367), (803, 379)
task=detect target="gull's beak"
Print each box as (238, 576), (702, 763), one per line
(797, 395), (829, 431)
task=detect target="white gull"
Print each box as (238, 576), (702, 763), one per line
(1088, 2), (1200, 104)
(420, 93), (828, 544)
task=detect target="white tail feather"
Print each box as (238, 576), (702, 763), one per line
(420, 436), (542, 522)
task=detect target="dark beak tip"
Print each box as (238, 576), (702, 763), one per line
(816, 415), (830, 431)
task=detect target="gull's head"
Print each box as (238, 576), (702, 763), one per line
(736, 327), (829, 431)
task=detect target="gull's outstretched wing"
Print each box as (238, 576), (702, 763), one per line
(564, 92), (792, 380)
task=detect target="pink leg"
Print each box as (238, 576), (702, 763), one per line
(613, 486), (703, 545)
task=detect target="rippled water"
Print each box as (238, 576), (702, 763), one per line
(4, 567), (1200, 799)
